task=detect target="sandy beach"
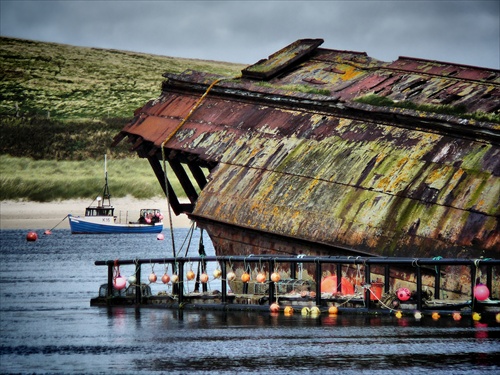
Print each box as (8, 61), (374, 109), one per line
(0, 197), (192, 230)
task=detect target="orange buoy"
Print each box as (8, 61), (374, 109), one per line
(148, 272), (157, 283)
(186, 270), (195, 281)
(432, 312), (440, 320)
(241, 272), (251, 283)
(256, 272), (266, 283)
(200, 273), (209, 283)
(452, 312), (462, 321)
(271, 272), (281, 283)
(161, 273), (170, 284)
(26, 231), (38, 241)
(328, 306), (338, 315)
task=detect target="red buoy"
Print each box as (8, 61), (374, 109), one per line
(396, 287), (411, 301)
(26, 231), (38, 241)
(474, 284), (490, 301)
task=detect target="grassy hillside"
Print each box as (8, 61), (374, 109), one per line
(0, 37), (245, 201)
(0, 37), (244, 119)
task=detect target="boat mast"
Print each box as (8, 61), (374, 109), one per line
(102, 154), (112, 207)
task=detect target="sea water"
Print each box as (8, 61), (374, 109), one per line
(0, 229), (499, 374)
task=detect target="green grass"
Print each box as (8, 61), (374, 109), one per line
(0, 155), (182, 201)
(0, 37), (245, 120)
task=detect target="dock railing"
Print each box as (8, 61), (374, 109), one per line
(94, 255), (498, 312)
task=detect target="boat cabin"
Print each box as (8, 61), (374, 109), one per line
(85, 196), (115, 217)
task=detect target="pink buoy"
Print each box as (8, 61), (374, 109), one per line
(396, 287), (411, 301)
(44, 230), (52, 235)
(157, 233), (165, 241)
(26, 231), (38, 242)
(474, 284), (490, 301)
(113, 275), (127, 290)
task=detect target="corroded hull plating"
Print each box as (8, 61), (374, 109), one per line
(113, 39), (499, 293)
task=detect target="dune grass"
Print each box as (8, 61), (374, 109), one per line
(0, 155), (183, 202)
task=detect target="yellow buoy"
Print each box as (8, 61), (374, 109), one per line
(310, 306), (321, 316)
(496, 313), (500, 323)
(472, 312), (481, 321)
(301, 307), (310, 316)
(284, 306), (294, 315)
(395, 310), (403, 319)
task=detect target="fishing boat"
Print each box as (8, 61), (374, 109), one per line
(68, 157), (163, 234)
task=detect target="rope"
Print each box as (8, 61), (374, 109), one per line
(46, 214), (68, 232)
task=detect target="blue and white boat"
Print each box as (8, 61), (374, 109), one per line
(68, 157), (163, 234)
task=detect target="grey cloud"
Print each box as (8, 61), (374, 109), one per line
(1, 0), (498, 68)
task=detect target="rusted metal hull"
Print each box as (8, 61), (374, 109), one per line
(113, 39), (499, 299)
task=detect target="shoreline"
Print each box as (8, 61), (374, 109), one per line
(0, 197), (192, 230)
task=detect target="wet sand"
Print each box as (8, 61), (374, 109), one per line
(0, 197), (192, 230)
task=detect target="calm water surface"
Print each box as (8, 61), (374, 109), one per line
(1, 229), (499, 374)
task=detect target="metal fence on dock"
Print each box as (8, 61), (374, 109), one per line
(94, 255), (499, 313)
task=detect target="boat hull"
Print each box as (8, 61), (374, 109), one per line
(68, 215), (163, 234)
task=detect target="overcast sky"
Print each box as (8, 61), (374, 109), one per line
(1, 0), (499, 69)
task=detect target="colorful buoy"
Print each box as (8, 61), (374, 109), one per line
(395, 310), (403, 319)
(432, 312), (440, 320)
(200, 273), (209, 283)
(396, 287), (411, 301)
(328, 306), (338, 315)
(44, 230), (52, 235)
(310, 306), (321, 316)
(284, 306), (294, 315)
(270, 303), (280, 313)
(213, 269), (222, 279)
(271, 272), (281, 283)
(148, 272), (157, 283)
(256, 272), (266, 283)
(241, 272), (251, 283)
(186, 270), (195, 281)
(161, 273), (170, 284)
(452, 312), (462, 321)
(474, 284), (490, 301)
(156, 233), (164, 241)
(301, 307), (310, 316)
(26, 231), (38, 242)
(472, 312), (481, 321)
(113, 275), (127, 290)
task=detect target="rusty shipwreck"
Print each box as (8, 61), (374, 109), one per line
(112, 39), (499, 301)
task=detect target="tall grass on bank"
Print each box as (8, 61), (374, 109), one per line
(0, 155), (182, 202)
